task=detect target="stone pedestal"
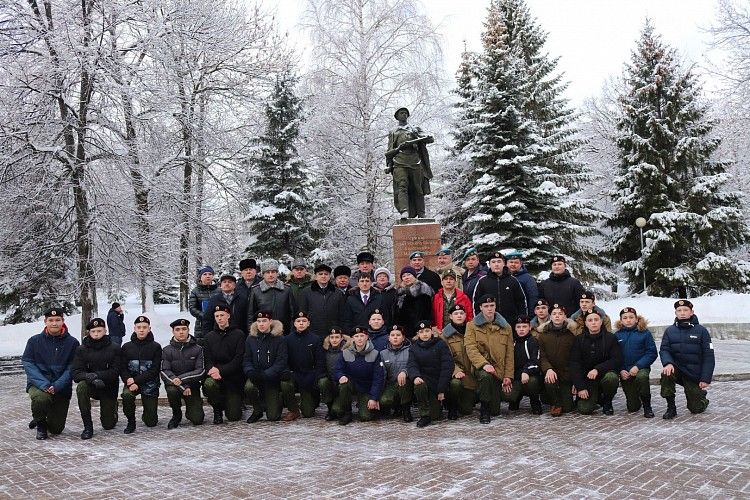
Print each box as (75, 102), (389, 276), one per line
(392, 219), (441, 284)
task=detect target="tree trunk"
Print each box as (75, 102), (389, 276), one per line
(178, 79), (193, 312)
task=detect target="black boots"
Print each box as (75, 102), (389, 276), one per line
(447, 403), (459, 421)
(123, 417), (136, 434)
(36, 421), (48, 440)
(508, 400), (520, 411)
(338, 409), (353, 426)
(416, 416), (431, 428)
(213, 408), (224, 425)
(663, 397), (677, 420)
(28, 419), (37, 429)
(324, 404), (336, 421)
(601, 397), (614, 416)
(530, 395), (542, 415)
(80, 412), (94, 440)
(168, 409), (182, 429)
(642, 395), (655, 418)
(246, 408), (263, 424)
(479, 402), (491, 424)
(401, 404), (413, 423)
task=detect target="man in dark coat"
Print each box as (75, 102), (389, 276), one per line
(569, 310), (622, 415)
(205, 274), (249, 335)
(373, 267), (397, 328)
(248, 259), (296, 335)
(408, 320), (454, 428)
(72, 318), (120, 439)
(106, 302), (126, 347)
(237, 258), (262, 296)
(507, 315), (542, 414)
(505, 252), (539, 317)
(244, 311), (288, 423)
(22, 308), (79, 440)
(161, 318), (205, 429)
(333, 265), (352, 294)
(537, 255), (585, 317)
(188, 265), (218, 344)
(538, 304), (577, 417)
(344, 274), (383, 331)
(409, 251), (442, 293)
(299, 264), (346, 339)
(203, 304), (246, 424)
(120, 315), (162, 434)
(281, 312), (326, 421)
(472, 251), (527, 325)
(660, 300), (715, 419)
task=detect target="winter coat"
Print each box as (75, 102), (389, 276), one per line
(285, 328), (326, 390)
(106, 308), (126, 339)
(511, 267), (539, 317)
(369, 326), (389, 352)
(659, 315), (715, 383)
(395, 280), (434, 337)
(373, 284), (397, 328)
(248, 279), (297, 335)
(407, 336), (454, 394)
(441, 322), (477, 390)
(345, 288), (383, 331)
(22, 330), (80, 398)
(471, 268), (527, 325)
(204, 325), (246, 391)
(120, 332), (162, 398)
(513, 333), (541, 381)
(243, 320), (288, 384)
(160, 335), (205, 390)
(334, 340), (385, 399)
(236, 275), (262, 296)
(323, 334), (352, 381)
(571, 305), (612, 335)
(189, 281), (218, 339)
(614, 316), (657, 371)
(538, 322), (577, 382)
(72, 335), (121, 399)
(416, 267), (442, 293)
(287, 273), (313, 305)
(379, 339), (411, 383)
(298, 282), (347, 339)
(205, 287), (250, 335)
(538, 270), (585, 317)
(432, 288), (473, 330)
(569, 329), (622, 391)
(464, 313), (514, 380)
(462, 264), (488, 302)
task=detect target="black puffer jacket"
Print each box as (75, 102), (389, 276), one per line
(243, 320), (288, 384)
(160, 335), (205, 390)
(298, 282), (347, 339)
(72, 335), (121, 399)
(538, 270), (585, 317)
(513, 332), (540, 380)
(569, 330), (622, 391)
(660, 315), (715, 383)
(407, 336), (454, 394)
(189, 281), (218, 339)
(120, 332), (162, 397)
(472, 267), (527, 324)
(204, 326), (246, 391)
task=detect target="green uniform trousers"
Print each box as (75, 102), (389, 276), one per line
(121, 388), (159, 427)
(576, 371), (619, 415)
(660, 369), (709, 414)
(244, 380), (282, 421)
(319, 377), (338, 405)
(544, 380), (574, 413)
(379, 380), (413, 411)
(202, 378), (243, 421)
(28, 386), (71, 435)
(507, 375), (542, 404)
(332, 382), (377, 422)
(413, 383), (443, 419)
(281, 379), (322, 418)
(620, 369), (652, 412)
(165, 385), (205, 425)
(476, 370), (505, 415)
(76, 382), (118, 429)
(448, 378), (476, 415)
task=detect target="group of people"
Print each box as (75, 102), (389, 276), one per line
(21, 248), (716, 440)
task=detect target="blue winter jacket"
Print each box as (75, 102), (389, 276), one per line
(285, 328), (326, 390)
(22, 330), (80, 398)
(106, 308), (126, 338)
(512, 267), (539, 316)
(613, 316), (657, 371)
(369, 326), (389, 352)
(334, 340), (385, 399)
(659, 315), (715, 383)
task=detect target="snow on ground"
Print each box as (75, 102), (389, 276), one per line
(0, 291), (748, 356)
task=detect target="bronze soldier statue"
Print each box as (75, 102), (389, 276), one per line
(385, 107), (434, 219)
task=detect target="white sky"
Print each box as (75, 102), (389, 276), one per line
(267, 0), (723, 105)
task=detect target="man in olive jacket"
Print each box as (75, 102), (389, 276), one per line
(465, 295), (514, 424)
(538, 304), (577, 417)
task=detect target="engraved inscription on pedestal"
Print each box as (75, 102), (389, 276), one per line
(392, 221), (441, 283)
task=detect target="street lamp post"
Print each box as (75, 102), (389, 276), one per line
(635, 217), (647, 294)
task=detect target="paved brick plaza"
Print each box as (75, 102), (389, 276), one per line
(1, 374), (747, 499)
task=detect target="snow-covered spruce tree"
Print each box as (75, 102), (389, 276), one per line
(608, 21), (750, 296)
(244, 69), (324, 262)
(450, 0), (603, 279)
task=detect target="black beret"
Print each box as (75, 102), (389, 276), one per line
(390, 324), (405, 333)
(329, 327), (343, 335)
(368, 309), (383, 320)
(415, 320), (432, 330)
(44, 308), (64, 318)
(551, 255), (566, 264)
(515, 315), (531, 325)
(535, 299), (549, 307)
(580, 291), (595, 300)
(674, 299), (693, 309)
(314, 263), (332, 273)
(170, 318), (191, 328)
(479, 294), (496, 304)
(256, 310), (272, 319)
(295, 311), (309, 319)
(87, 318), (105, 329)
(213, 304), (231, 314)
(550, 304), (567, 315)
(239, 258), (257, 270)
(489, 251), (505, 261)
(356, 252), (375, 263)
(619, 307), (637, 316)
(583, 309), (602, 319)
(352, 325), (369, 335)
(134, 315), (150, 325)
(447, 304), (466, 314)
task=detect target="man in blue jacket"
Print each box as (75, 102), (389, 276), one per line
(660, 300), (715, 420)
(106, 302), (126, 347)
(22, 308), (79, 440)
(614, 307), (657, 417)
(281, 312), (326, 421)
(505, 251), (539, 317)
